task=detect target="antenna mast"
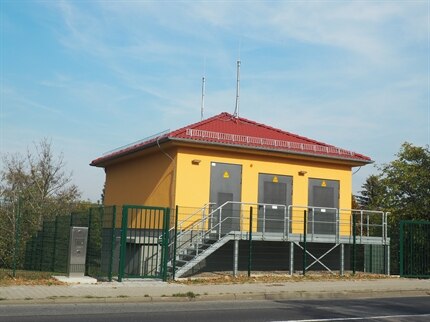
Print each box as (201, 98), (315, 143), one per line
(233, 60), (241, 118)
(200, 76), (205, 120)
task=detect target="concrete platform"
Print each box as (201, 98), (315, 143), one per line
(53, 275), (98, 285)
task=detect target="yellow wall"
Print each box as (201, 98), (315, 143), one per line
(175, 146), (352, 206)
(174, 146), (353, 234)
(104, 147), (177, 208)
(103, 143), (354, 234)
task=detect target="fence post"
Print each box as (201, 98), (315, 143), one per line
(352, 212), (356, 275)
(399, 221), (404, 276)
(172, 205), (179, 280)
(108, 206), (116, 282)
(51, 216), (58, 272)
(85, 207), (93, 276)
(303, 210), (307, 276)
(118, 206), (128, 282)
(13, 197), (22, 277)
(248, 206), (253, 277)
(162, 207), (171, 281)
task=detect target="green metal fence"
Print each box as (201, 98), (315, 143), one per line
(118, 205), (171, 282)
(23, 206), (117, 280)
(400, 220), (430, 278)
(0, 198), (24, 278)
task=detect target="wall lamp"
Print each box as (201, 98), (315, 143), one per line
(298, 170), (307, 176)
(191, 159), (201, 165)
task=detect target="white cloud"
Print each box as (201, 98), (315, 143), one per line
(5, 0), (427, 200)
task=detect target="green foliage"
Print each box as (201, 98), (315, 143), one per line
(357, 142), (430, 221)
(379, 143), (429, 221)
(356, 175), (386, 210)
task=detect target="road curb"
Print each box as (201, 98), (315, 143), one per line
(1, 289), (429, 305)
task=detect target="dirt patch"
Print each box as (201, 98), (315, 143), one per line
(174, 271), (394, 285)
(0, 270), (64, 286)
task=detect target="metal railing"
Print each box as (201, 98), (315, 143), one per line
(168, 202), (390, 277)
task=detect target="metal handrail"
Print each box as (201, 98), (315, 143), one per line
(288, 205), (339, 241)
(339, 208), (387, 244)
(171, 203), (215, 233)
(168, 203), (390, 276)
(170, 201), (289, 257)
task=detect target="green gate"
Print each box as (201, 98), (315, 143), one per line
(400, 220), (430, 278)
(118, 205), (171, 281)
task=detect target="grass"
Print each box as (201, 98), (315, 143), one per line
(172, 291), (198, 299)
(47, 296), (73, 300)
(0, 269), (64, 286)
(175, 272), (393, 285)
(84, 295), (105, 299)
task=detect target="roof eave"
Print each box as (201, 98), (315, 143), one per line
(90, 136), (171, 167)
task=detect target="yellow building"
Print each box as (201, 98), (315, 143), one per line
(92, 112), (371, 228)
(91, 112), (386, 278)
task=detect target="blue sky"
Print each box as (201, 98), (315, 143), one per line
(1, 0), (429, 202)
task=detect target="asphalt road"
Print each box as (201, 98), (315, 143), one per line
(0, 296), (429, 322)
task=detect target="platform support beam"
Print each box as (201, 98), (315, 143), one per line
(289, 242), (294, 275)
(233, 239), (239, 277)
(340, 243), (344, 276)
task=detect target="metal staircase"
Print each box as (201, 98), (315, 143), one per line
(168, 202), (236, 279)
(166, 203), (389, 279)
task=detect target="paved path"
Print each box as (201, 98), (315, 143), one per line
(1, 277), (429, 304)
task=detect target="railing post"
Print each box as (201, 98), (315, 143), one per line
(303, 210), (307, 276)
(284, 206), (287, 240)
(336, 209), (339, 243)
(248, 206), (253, 277)
(219, 208), (222, 239)
(311, 208), (314, 237)
(263, 205), (266, 236)
(172, 205), (179, 280)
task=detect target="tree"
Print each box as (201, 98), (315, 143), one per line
(381, 142), (429, 220)
(0, 139), (81, 268)
(356, 142), (429, 220)
(356, 142), (430, 274)
(355, 175), (386, 210)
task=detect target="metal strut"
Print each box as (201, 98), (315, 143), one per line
(294, 242), (340, 275)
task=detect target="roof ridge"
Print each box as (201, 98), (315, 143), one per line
(233, 114), (334, 148)
(168, 112), (232, 137)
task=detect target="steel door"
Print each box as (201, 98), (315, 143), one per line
(209, 162), (242, 234)
(258, 174), (292, 233)
(308, 179), (339, 235)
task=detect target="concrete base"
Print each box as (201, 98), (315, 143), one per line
(53, 275), (98, 284)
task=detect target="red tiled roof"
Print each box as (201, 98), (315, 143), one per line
(90, 112), (372, 166)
